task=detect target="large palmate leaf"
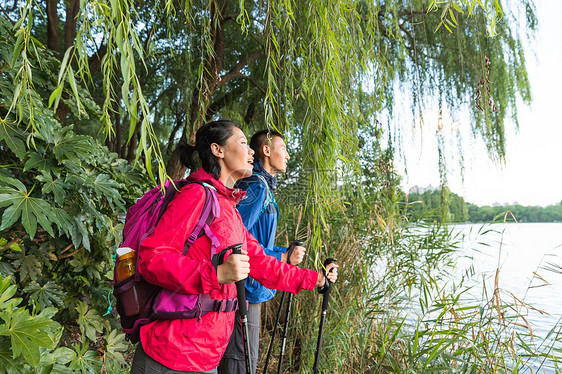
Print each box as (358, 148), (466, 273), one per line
(89, 174), (124, 211)
(0, 187), (57, 239)
(24, 152), (55, 174)
(68, 343), (102, 374)
(9, 253), (41, 282)
(36, 171), (70, 206)
(0, 120), (25, 160)
(75, 301), (103, 342)
(0, 305), (59, 368)
(38, 346), (76, 374)
(102, 329), (128, 366)
(50, 127), (93, 164)
(23, 281), (66, 309)
(0, 277), (19, 311)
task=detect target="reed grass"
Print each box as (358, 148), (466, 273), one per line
(260, 202), (562, 373)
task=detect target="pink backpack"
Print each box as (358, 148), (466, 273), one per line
(113, 180), (240, 343)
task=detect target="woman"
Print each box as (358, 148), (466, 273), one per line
(131, 120), (338, 373)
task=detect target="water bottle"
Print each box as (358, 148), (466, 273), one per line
(116, 248), (136, 282)
(116, 247), (142, 316)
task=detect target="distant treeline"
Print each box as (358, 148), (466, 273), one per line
(403, 189), (562, 223)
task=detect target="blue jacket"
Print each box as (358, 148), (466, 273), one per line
(235, 160), (285, 303)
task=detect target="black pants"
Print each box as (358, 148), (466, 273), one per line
(217, 303), (260, 374)
(131, 342), (217, 374)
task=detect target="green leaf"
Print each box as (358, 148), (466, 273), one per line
(0, 188), (56, 238)
(0, 175), (26, 193)
(8, 242), (21, 252)
(69, 343), (102, 374)
(0, 338), (26, 373)
(12, 253), (41, 282)
(102, 329), (128, 366)
(51, 127), (92, 163)
(75, 301), (102, 342)
(66, 66), (83, 116)
(48, 85), (63, 108)
(0, 262), (16, 279)
(37, 172), (70, 206)
(0, 281), (19, 311)
(11, 30), (24, 67)
(91, 174), (123, 209)
(449, 9), (458, 26)
(0, 308), (57, 367)
(23, 152), (54, 173)
(70, 217), (90, 251)
(23, 281), (66, 309)
(0, 120), (25, 160)
(52, 208), (74, 238)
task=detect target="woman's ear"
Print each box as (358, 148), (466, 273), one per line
(210, 143), (224, 159)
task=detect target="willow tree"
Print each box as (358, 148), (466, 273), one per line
(2, 0), (535, 248)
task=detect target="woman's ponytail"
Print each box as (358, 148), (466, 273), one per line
(177, 142), (197, 169)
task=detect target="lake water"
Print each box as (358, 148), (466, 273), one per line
(452, 222), (562, 372)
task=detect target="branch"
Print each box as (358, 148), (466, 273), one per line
(241, 74), (266, 95)
(216, 50), (264, 89)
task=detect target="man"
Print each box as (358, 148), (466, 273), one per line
(218, 130), (306, 374)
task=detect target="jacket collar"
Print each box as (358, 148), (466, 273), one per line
(252, 159), (277, 190)
(187, 168), (246, 204)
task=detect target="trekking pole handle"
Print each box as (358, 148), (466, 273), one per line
(230, 244), (247, 315)
(317, 258), (337, 295)
(231, 243), (252, 374)
(286, 240), (303, 265)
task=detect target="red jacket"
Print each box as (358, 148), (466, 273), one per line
(137, 169), (318, 371)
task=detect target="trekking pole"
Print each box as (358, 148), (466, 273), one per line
(312, 257), (337, 374)
(276, 240), (302, 374)
(263, 240), (302, 374)
(232, 244), (252, 374)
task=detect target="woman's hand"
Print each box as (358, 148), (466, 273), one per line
(315, 262), (338, 288)
(217, 249), (250, 284)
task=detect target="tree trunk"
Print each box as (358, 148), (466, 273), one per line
(46, 0), (59, 56)
(64, 0), (80, 51)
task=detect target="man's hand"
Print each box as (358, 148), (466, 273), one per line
(281, 245), (306, 265)
(217, 249), (250, 284)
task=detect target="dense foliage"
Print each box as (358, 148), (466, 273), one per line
(0, 14), (150, 371)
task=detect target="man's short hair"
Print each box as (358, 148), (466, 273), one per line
(250, 129), (284, 159)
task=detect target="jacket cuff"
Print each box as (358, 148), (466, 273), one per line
(273, 245), (286, 253)
(201, 261), (221, 293)
(302, 269), (320, 291)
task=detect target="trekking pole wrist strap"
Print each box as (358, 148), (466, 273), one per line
(317, 257), (337, 294)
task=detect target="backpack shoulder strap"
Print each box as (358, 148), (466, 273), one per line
(182, 182), (220, 256)
(255, 174), (275, 215)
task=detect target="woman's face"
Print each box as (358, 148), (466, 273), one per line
(214, 127), (254, 186)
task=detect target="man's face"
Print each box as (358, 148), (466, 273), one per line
(266, 136), (290, 174)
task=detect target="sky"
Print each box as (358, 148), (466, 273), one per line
(398, 0), (562, 207)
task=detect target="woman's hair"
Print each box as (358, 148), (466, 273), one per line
(177, 120), (240, 179)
